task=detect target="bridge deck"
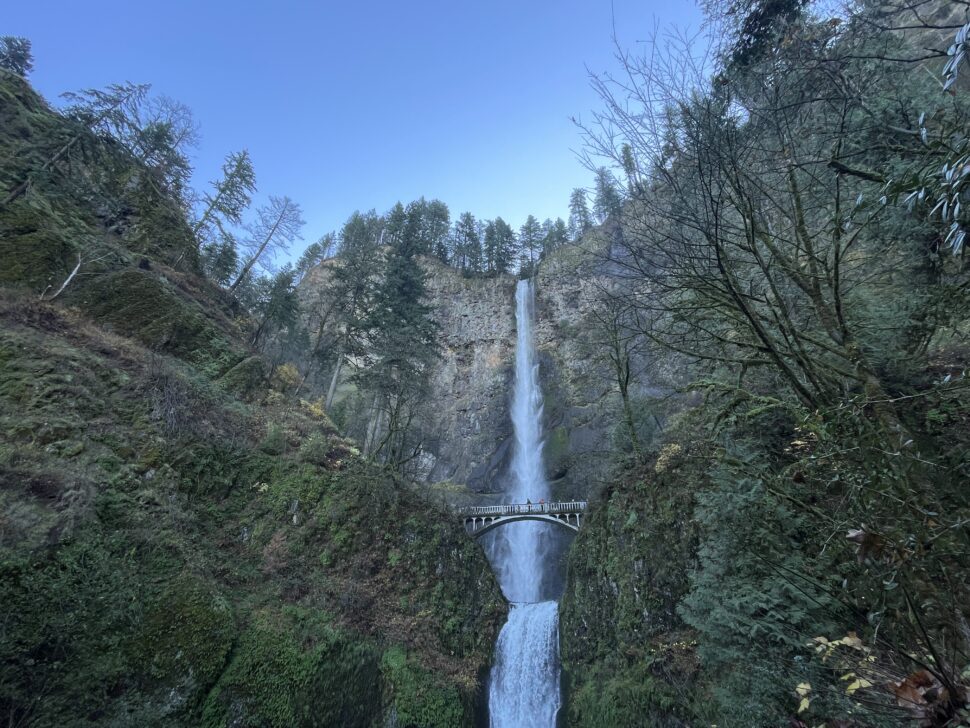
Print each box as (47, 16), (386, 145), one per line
(457, 501), (587, 537)
(456, 500), (587, 517)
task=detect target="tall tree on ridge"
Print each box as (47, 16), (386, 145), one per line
(0, 36), (33, 77)
(593, 167), (623, 223)
(193, 150), (257, 244)
(322, 210), (384, 408)
(542, 217), (569, 258)
(519, 214), (543, 270)
(452, 212), (482, 273)
(484, 217), (518, 274)
(568, 187), (594, 240)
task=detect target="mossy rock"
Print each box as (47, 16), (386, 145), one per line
(0, 206), (75, 289)
(133, 577), (235, 714)
(201, 608), (382, 728)
(564, 661), (685, 727)
(381, 647), (470, 728)
(75, 268), (242, 376)
(218, 355), (266, 399)
(258, 423), (287, 455)
(544, 424), (571, 480)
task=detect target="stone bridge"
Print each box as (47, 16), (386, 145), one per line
(457, 501), (587, 538)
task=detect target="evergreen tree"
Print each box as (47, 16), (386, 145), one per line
(384, 202), (408, 248)
(483, 217), (518, 274)
(0, 37), (33, 77)
(200, 229), (239, 286)
(4, 82), (150, 207)
(518, 215), (543, 269)
(451, 212), (482, 273)
(355, 225), (439, 467)
(593, 167), (623, 223)
(323, 210), (384, 408)
(423, 199), (451, 263)
(193, 150), (257, 246)
(251, 266), (300, 349)
(541, 217), (569, 258)
(295, 232), (336, 282)
(568, 188), (594, 240)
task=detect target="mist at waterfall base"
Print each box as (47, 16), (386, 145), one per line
(486, 280), (563, 728)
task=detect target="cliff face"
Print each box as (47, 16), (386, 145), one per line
(533, 242), (619, 499)
(419, 264), (518, 490)
(298, 245), (631, 500)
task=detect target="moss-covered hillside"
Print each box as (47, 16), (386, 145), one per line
(559, 439), (701, 728)
(0, 72), (504, 727)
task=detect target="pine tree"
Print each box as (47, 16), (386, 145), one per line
(568, 188), (594, 240)
(451, 212), (482, 273)
(355, 226), (439, 467)
(193, 150), (257, 245)
(483, 218), (518, 274)
(424, 199), (452, 263)
(200, 229), (239, 286)
(384, 202), (408, 248)
(593, 167), (623, 223)
(0, 37), (33, 77)
(322, 210), (384, 407)
(295, 232), (336, 282)
(542, 218), (569, 258)
(251, 267), (300, 349)
(519, 215), (543, 270)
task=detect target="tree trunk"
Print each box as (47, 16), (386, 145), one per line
(229, 209), (286, 292)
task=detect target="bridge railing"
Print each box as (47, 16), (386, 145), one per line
(456, 501), (587, 517)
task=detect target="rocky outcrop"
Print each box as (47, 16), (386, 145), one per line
(533, 240), (619, 499)
(419, 263), (518, 490)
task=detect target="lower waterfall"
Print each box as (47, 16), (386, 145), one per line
(486, 279), (561, 727)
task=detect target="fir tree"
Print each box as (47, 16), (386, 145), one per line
(541, 218), (569, 258)
(355, 226), (439, 467)
(593, 167), (623, 223)
(483, 217), (518, 274)
(251, 266), (300, 349)
(295, 232), (336, 282)
(518, 215), (543, 269)
(193, 150), (257, 245)
(451, 212), (482, 273)
(568, 188), (594, 240)
(0, 37), (33, 77)
(200, 229), (239, 286)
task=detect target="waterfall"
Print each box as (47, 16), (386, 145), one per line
(487, 279), (561, 727)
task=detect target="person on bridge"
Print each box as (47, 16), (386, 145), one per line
(526, 499), (532, 512)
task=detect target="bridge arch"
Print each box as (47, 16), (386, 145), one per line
(458, 501), (587, 539)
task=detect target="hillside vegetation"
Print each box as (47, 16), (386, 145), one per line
(0, 72), (503, 727)
(557, 2), (970, 726)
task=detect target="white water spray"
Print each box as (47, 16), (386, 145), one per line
(488, 279), (561, 727)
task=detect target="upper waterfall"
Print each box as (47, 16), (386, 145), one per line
(487, 279), (561, 727)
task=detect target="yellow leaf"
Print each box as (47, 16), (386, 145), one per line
(846, 678), (873, 695)
(798, 697), (810, 714)
(796, 682), (812, 697)
(842, 632), (864, 650)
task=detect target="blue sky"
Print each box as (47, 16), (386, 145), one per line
(7, 1), (702, 255)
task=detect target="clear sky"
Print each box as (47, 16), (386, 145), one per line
(7, 0), (703, 255)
